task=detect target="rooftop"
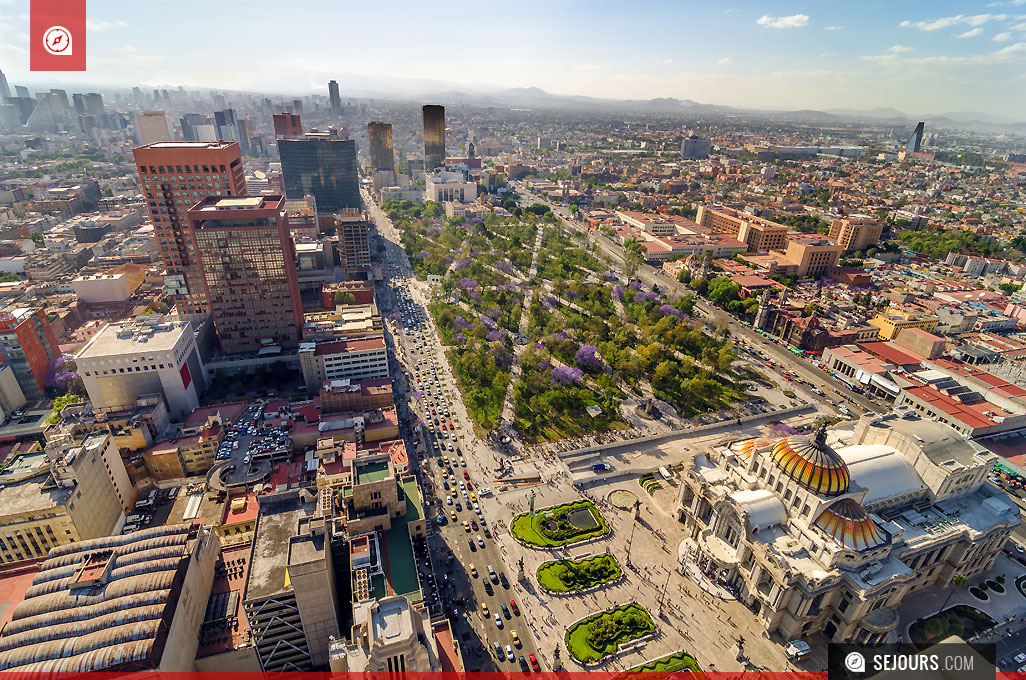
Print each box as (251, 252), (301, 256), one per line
(77, 317), (190, 358)
(245, 496), (316, 601)
(356, 460), (391, 485)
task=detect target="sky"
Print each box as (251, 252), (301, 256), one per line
(1, 0), (1025, 118)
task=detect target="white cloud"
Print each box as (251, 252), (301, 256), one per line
(888, 44), (913, 52)
(958, 28), (985, 37)
(994, 31), (1014, 40)
(863, 40), (1026, 67)
(900, 14), (1007, 31)
(824, 25), (843, 31)
(1011, 22), (1026, 30)
(86, 19), (127, 31)
(717, 57), (733, 64)
(757, 14), (809, 29)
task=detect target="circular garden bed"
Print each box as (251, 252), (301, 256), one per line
(511, 499), (609, 547)
(631, 649), (702, 673)
(537, 553), (622, 593)
(969, 586), (989, 601)
(565, 603), (655, 664)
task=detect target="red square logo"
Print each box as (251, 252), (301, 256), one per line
(30, 0), (86, 71)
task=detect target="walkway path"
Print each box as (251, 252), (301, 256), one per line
(498, 226), (546, 428)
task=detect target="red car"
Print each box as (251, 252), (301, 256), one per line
(471, 519), (478, 530)
(431, 408), (436, 414)
(510, 599), (519, 616)
(463, 470), (470, 480)
(449, 423), (455, 430)
(529, 653), (539, 671)
(466, 480), (473, 489)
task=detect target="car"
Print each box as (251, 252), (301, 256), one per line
(529, 653), (540, 671)
(519, 656), (530, 672)
(510, 599), (520, 616)
(495, 613), (504, 629)
(1017, 544), (1025, 554)
(477, 536), (485, 548)
(468, 538), (476, 552)
(449, 510), (456, 521)
(463, 520), (471, 532)
(511, 630), (521, 647)
(436, 516), (446, 525)
(481, 603), (489, 617)
(494, 642), (504, 659)
(470, 564), (478, 578)
(454, 502), (462, 511)
(499, 572), (509, 588)
(1016, 653), (1026, 664)
(500, 602), (511, 619)
(460, 459), (467, 467)
(470, 519), (478, 530)
(463, 470), (470, 480)
(469, 493), (477, 503)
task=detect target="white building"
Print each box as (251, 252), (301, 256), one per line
(76, 316), (206, 419)
(380, 186), (423, 203)
(298, 338), (389, 393)
(676, 413), (1018, 645)
(329, 596), (439, 672)
(424, 170), (476, 204)
(72, 272), (134, 303)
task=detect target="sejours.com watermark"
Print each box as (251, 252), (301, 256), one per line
(829, 641), (996, 680)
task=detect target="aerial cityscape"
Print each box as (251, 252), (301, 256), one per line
(1, 1), (1026, 675)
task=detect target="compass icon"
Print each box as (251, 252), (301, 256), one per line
(43, 26), (73, 56)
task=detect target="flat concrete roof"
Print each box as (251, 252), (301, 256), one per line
(77, 320), (190, 358)
(874, 415), (985, 466)
(245, 496), (316, 601)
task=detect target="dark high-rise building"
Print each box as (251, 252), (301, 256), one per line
(906, 122), (925, 153)
(273, 113), (303, 139)
(179, 113), (208, 141)
(72, 93), (86, 116)
(328, 80), (341, 116)
(367, 122), (394, 172)
(14, 85), (29, 100)
(85, 93), (104, 116)
(422, 104), (445, 171)
(132, 141), (247, 316)
(0, 70), (11, 102)
(278, 132), (360, 213)
(188, 195), (303, 355)
(292, 99), (303, 115)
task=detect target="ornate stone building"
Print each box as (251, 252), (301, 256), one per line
(675, 412), (1018, 645)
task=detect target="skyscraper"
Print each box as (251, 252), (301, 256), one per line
(278, 131), (360, 213)
(72, 93), (86, 116)
(135, 111), (172, 145)
(422, 105), (445, 171)
(85, 93), (104, 116)
(906, 122), (925, 153)
(273, 113), (303, 139)
(328, 80), (341, 116)
(367, 122), (394, 172)
(0, 70), (11, 102)
(188, 195), (303, 355)
(132, 141), (247, 316)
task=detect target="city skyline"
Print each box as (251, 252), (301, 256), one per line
(1, 0), (1025, 118)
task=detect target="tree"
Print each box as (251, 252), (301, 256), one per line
(334, 290), (356, 305)
(30, 231), (45, 246)
(939, 573), (969, 612)
(623, 239), (645, 281)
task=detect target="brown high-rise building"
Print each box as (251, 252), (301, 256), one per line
(133, 141), (247, 316)
(187, 195), (303, 355)
(828, 217), (883, 253)
(367, 122), (394, 172)
(273, 113), (303, 139)
(422, 104), (445, 171)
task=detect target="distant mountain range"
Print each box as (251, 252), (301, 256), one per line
(401, 86), (1026, 135)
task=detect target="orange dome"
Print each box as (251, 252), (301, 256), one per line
(814, 498), (887, 551)
(729, 437), (776, 459)
(770, 427), (849, 495)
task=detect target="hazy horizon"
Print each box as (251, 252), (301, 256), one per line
(1, 0), (1025, 118)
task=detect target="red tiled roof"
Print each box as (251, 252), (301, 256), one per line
(313, 337), (385, 355)
(856, 341), (925, 367)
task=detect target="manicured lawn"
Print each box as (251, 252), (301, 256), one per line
(511, 499), (609, 547)
(565, 603), (655, 664)
(537, 553), (622, 592)
(631, 649), (703, 673)
(908, 605), (996, 650)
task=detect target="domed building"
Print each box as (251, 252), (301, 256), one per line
(676, 414), (1018, 646)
